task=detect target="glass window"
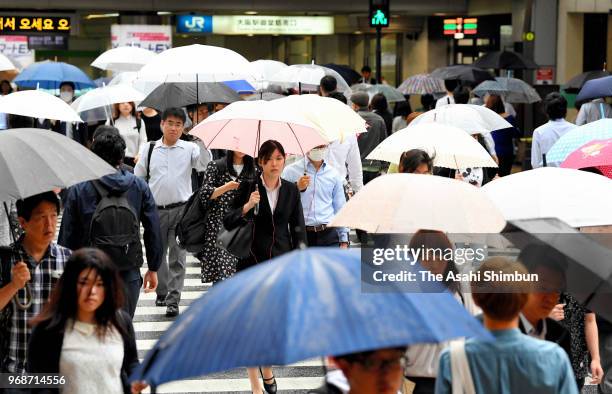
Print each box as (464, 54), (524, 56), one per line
(457, 39), (473, 46)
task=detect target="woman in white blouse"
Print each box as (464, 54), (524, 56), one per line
(28, 248), (147, 394)
(109, 102), (147, 167)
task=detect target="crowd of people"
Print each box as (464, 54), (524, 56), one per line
(0, 66), (610, 394)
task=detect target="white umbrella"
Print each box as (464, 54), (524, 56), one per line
(248, 60), (288, 91)
(482, 167), (612, 228)
(410, 104), (512, 135)
(274, 94), (367, 143)
(366, 123), (498, 169)
(71, 85), (145, 122)
(329, 173), (506, 233)
(0, 53), (16, 72)
(137, 44), (253, 83)
(91, 46), (157, 72)
(269, 64), (352, 96)
(0, 90), (82, 122)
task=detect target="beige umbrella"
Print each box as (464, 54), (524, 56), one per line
(329, 173), (506, 233)
(366, 123), (498, 169)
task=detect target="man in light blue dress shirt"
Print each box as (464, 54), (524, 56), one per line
(282, 145), (349, 248)
(435, 257), (577, 394)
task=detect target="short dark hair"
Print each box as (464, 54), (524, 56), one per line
(16, 191), (60, 221)
(92, 124), (121, 141)
(544, 92), (567, 120)
(320, 75), (337, 93)
(161, 107), (186, 123)
(258, 140), (285, 164)
(393, 100), (412, 118)
(444, 79), (459, 92)
(91, 126), (126, 167)
(334, 346), (406, 363)
(370, 93), (388, 112)
(186, 103), (213, 115)
(361, 65), (372, 73)
(485, 94), (505, 114)
(420, 94), (435, 111)
(328, 91), (347, 104)
(398, 149), (434, 174)
(452, 85), (470, 104)
(1, 79), (13, 94)
(59, 81), (75, 91)
(8, 114), (34, 128)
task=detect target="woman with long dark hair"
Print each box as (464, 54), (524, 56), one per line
(197, 150), (256, 283)
(108, 102), (147, 167)
(27, 248), (144, 394)
(225, 140), (306, 394)
(485, 94), (522, 177)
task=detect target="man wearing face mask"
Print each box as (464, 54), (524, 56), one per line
(282, 145), (349, 248)
(53, 81), (88, 146)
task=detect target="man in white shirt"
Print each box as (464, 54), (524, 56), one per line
(576, 98), (612, 125)
(135, 107), (200, 317)
(531, 93), (577, 168)
(435, 80), (459, 109)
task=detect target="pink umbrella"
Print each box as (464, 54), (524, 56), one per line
(561, 138), (612, 179)
(189, 100), (327, 157)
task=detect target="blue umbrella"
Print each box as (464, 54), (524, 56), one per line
(131, 247), (491, 388)
(14, 61), (95, 90)
(576, 75), (612, 102)
(222, 79), (256, 94)
(546, 118), (612, 164)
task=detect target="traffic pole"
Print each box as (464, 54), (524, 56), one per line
(376, 26), (382, 84)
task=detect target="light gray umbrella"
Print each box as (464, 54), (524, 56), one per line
(350, 83), (406, 103)
(473, 77), (541, 104)
(0, 128), (115, 202)
(472, 80), (509, 98)
(139, 82), (243, 112)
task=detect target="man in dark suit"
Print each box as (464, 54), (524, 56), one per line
(517, 244), (572, 365)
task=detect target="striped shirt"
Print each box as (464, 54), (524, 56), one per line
(0, 240), (71, 373)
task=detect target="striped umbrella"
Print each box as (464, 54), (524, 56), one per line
(546, 119), (612, 164)
(398, 74), (445, 95)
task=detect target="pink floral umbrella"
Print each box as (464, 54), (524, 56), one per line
(561, 138), (612, 179)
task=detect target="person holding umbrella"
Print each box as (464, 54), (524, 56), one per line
(435, 80), (459, 109)
(54, 81), (89, 146)
(531, 93), (577, 168)
(225, 139), (306, 394)
(576, 98), (612, 125)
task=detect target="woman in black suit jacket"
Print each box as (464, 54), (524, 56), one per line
(224, 140), (306, 394)
(27, 248), (143, 394)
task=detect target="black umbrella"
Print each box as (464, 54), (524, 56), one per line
(473, 51), (538, 70)
(503, 218), (612, 322)
(430, 65), (494, 84)
(140, 82), (242, 112)
(564, 70), (611, 93)
(321, 63), (361, 86)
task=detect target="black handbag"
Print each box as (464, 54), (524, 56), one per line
(216, 219), (254, 259)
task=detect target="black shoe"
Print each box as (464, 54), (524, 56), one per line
(166, 305), (179, 317)
(155, 295), (166, 307)
(259, 368), (277, 394)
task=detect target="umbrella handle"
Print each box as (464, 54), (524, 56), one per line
(3, 202), (33, 310)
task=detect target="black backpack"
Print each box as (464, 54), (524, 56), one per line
(89, 180), (143, 271)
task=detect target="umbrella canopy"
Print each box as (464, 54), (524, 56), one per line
(269, 64), (352, 96)
(482, 167), (612, 228)
(93, 77), (112, 87)
(0, 90), (82, 123)
(0, 53), (16, 72)
(13, 61), (96, 90)
(248, 60), (288, 90)
(366, 123), (498, 169)
(132, 247), (491, 388)
(430, 65), (494, 84)
(560, 139), (612, 178)
(409, 104), (512, 135)
(189, 100), (328, 157)
(397, 74), (445, 95)
(546, 118), (612, 164)
(0, 128), (115, 201)
(140, 82), (242, 112)
(563, 70), (611, 93)
(91, 46), (157, 72)
(274, 94), (367, 142)
(350, 83), (406, 103)
(473, 78), (541, 104)
(137, 44), (253, 83)
(222, 79), (256, 94)
(321, 63), (361, 86)
(329, 173), (506, 233)
(245, 92), (285, 101)
(473, 51), (538, 70)
(71, 85), (145, 122)
(576, 76), (612, 102)
(503, 218), (612, 322)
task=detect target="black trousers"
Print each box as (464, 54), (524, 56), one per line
(497, 154), (515, 177)
(120, 269), (143, 318)
(306, 227), (340, 247)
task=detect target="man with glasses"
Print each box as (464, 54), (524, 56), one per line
(135, 108), (200, 318)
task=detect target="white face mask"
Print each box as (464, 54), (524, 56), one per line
(59, 91), (73, 103)
(307, 147), (328, 162)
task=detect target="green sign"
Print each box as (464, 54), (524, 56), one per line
(369, 0), (390, 28)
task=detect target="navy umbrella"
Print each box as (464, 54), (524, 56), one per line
(576, 76), (612, 102)
(473, 51), (538, 70)
(321, 64), (361, 86)
(563, 70), (611, 93)
(131, 248), (491, 389)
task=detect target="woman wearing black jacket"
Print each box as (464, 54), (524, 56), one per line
(224, 140), (306, 394)
(27, 248), (143, 394)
